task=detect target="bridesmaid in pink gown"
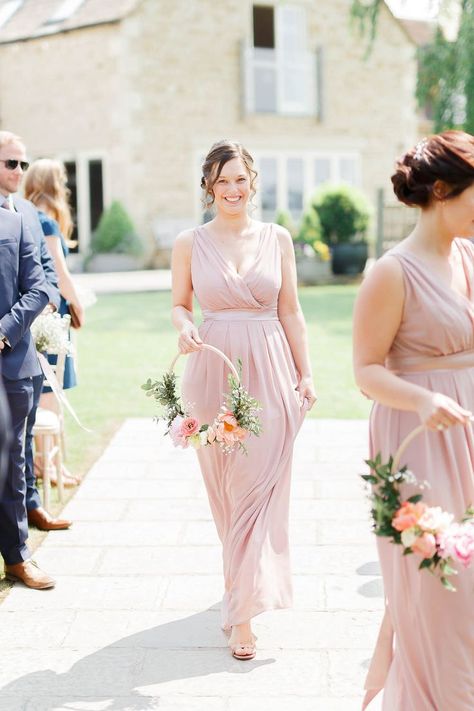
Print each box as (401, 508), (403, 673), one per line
(171, 140), (316, 660)
(353, 131), (474, 710)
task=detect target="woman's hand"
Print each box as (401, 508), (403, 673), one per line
(178, 322), (203, 354)
(71, 302), (85, 328)
(416, 391), (472, 431)
(297, 375), (317, 410)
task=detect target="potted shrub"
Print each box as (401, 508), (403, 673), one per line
(86, 201), (144, 272)
(290, 207), (331, 285)
(311, 185), (371, 275)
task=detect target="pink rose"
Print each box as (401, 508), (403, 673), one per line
(411, 532), (436, 559)
(392, 501), (427, 532)
(180, 417), (199, 437)
(438, 523), (474, 568)
(169, 416), (188, 448)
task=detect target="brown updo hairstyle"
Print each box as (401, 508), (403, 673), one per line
(392, 130), (474, 208)
(201, 140), (258, 207)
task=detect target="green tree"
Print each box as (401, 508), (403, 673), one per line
(350, 0), (474, 133)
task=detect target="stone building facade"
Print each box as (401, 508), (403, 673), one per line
(0, 0), (418, 265)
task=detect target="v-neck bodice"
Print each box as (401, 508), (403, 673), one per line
(191, 223), (281, 313)
(387, 238), (474, 364)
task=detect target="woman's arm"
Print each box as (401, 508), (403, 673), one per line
(44, 235), (85, 327)
(276, 226), (316, 409)
(353, 257), (471, 429)
(171, 230), (202, 354)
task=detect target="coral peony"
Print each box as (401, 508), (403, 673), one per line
(412, 532), (436, 559)
(392, 501), (427, 532)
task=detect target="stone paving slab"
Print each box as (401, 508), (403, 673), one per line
(0, 418), (383, 710)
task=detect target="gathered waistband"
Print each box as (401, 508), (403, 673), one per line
(387, 348), (474, 374)
(202, 308), (279, 322)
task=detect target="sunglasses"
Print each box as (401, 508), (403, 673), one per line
(0, 159), (29, 171)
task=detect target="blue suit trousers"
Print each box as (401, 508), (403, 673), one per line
(24, 373), (43, 511)
(0, 377), (32, 565)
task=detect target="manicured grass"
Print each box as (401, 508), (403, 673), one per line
(0, 284), (370, 596)
(65, 285), (370, 477)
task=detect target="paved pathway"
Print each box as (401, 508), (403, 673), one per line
(74, 270), (171, 294)
(0, 418), (383, 711)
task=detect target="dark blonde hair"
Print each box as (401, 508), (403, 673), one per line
(392, 130), (474, 208)
(23, 158), (74, 240)
(201, 140), (258, 207)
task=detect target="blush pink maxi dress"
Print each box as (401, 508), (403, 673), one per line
(364, 238), (474, 711)
(181, 223), (307, 630)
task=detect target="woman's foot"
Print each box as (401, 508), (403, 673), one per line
(34, 461), (81, 488)
(228, 623), (257, 660)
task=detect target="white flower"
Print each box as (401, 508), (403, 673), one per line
(401, 527), (418, 548)
(30, 313), (72, 355)
(418, 507), (454, 534)
(199, 430), (208, 446)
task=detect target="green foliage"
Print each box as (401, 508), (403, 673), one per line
(90, 200), (143, 255)
(142, 371), (184, 428)
(350, 0), (383, 57)
(275, 210), (296, 237)
(296, 207), (322, 247)
(311, 185), (371, 245)
(351, 0), (474, 133)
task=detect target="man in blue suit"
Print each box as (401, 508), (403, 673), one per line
(0, 131), (72, 532)
(0, 204), (56, 589)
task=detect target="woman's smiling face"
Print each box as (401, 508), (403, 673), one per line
(211, 157), (251, 215)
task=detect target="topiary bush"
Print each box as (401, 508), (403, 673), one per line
(311, 184), (371, 245)
(90, 201), (143, 255)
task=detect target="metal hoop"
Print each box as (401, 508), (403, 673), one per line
(168, 343), (240, 382)
(392, 416), (474, 473)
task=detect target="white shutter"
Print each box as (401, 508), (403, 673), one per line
(276, 5), (312, 115)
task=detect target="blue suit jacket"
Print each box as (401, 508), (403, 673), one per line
(13, 196), (61, 311)
(0, 210), (50, 380)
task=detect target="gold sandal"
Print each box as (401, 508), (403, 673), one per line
(229, 633), (257, 660)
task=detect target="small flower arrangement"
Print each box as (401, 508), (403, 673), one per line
(30, 312), (72, 355)
(362, 453), (474, 591)
(142, 358), (262, 454)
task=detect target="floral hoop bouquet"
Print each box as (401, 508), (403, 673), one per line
(362, 424), (474, 591)
(30, 312), (72, 355)
(142, 344), (262, 454)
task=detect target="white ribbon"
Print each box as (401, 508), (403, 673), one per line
(38, 352), (92, 433)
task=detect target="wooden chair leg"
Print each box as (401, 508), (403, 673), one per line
(54, 433), (64, 502)
(42, 434), (52, 512)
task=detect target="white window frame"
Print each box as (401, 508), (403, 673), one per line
(244, 2), (317, 117)
(253, 150), (362, 219)
(56, 150), (109, 253)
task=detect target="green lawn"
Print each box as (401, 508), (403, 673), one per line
(0, 284), (370, 596)
(65, 285), (370, 479)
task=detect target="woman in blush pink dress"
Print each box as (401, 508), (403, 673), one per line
(171, 140), (316, 660)
(353, 131), (474, 711)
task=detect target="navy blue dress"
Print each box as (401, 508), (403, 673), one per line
(37, 211), (77, 390)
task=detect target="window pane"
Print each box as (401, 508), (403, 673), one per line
(253, 5), (275, 48)
(64, 161), (78, 252)
(314, 158), (330, 187)
(254, 49), (277, 112)
(287, 158), (304, 215)
(339, 157), (357, 186)
(88, 159), (104, 232)
(259, 157), (277, 220)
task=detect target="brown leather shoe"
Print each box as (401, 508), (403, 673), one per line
(28, 506), (72, 531)
(4, 560), (56, 589)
